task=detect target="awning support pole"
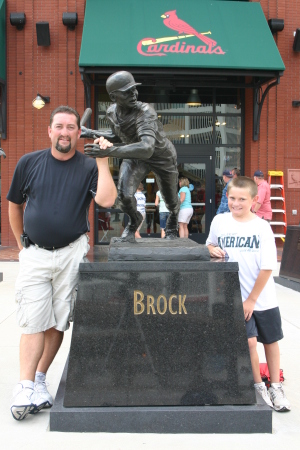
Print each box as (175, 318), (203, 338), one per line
(253, 77), (280, 141)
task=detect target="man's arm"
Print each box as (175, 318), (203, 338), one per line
(216, 188), (229, 214)
(93, 137), (117, 207)
(253, 184), (265, 213)
(85, 135), (156, 161)
(252, 202), (261, 213)
(8, 201), (24, 250)
(94, 159), (117, 207)
(243, 269), (272, 321)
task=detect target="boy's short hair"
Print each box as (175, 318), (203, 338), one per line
(179, 177), (190, 187)
(232, 167), (241, 177)
(50, 105), (80, 128)
(227, 176), (258, 198)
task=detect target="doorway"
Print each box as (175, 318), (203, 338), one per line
(177, 153), (213, 244)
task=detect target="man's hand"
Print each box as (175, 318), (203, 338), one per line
(207, 245), (226, 258)
(95, 136), (114, 150)
(243, 297), (256, 321)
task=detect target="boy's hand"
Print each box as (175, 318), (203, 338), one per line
(243, 297), (256, 321)
(207, 245), (226, 258)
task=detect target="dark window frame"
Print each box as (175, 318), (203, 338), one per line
(0, 80), (7, 139)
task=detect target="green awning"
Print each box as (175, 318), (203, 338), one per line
(79, 0), (285, 72)
(0, 0), (5, 81)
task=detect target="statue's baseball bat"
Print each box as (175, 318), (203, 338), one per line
(80, 108), (92, 127)
(81, 107), (126, 147)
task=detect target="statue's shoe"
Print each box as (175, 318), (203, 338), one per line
(115, 231), (136, 243)
(165, 229), (178, 240)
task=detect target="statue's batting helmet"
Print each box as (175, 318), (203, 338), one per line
(106, 71), (141, 95)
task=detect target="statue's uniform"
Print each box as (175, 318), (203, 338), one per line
(106, 101), (180, 232)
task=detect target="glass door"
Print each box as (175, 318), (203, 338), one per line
(177, 155), (213, 244)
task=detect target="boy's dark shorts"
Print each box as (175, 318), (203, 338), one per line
(245, 307), (283, 344)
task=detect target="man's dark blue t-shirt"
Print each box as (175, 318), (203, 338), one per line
(7, 149), (98, 248)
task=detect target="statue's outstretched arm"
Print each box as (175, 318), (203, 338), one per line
(84, 135), (155, 161)
(80, 126), (121, 143)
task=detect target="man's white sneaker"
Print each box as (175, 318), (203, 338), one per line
(10, 383), (37, 420)
(33, 379), (53, 413)
(254, 382), (273, 408)
(269, 383), (291, 412)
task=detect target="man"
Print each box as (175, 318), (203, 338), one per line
(7, 106), (117, 421)
(253, 170), (272, 221)
(216, 169), (233, 214)
(232, 167), (241, 178)
(81, 71), (180, 242)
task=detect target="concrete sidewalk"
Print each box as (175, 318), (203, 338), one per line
(0, 261), (299, 450)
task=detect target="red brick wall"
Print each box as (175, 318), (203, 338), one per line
(1, 0), (95, 246)
(248, 1), (300, 226)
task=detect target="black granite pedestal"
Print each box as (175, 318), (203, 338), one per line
(50, 239), (271, 433)
(275, 226), (300, 292)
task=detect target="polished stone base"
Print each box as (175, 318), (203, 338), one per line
(279, 226), (300, 284)
(64, 260), (256, 408)
(50, 359), (272, 433)
(50, 240), (272, 433)
(108, 237), (210, 261)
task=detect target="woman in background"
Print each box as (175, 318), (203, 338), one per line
(178, 177), (193, 238)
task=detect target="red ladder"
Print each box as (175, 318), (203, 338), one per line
(268, 170), (287, 241)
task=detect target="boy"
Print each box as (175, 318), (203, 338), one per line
(206, 176), (290, 412)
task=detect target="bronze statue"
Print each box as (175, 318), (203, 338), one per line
(81, 71), (180, 242)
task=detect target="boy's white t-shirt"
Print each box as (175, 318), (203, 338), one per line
(206, 212), (277, 311)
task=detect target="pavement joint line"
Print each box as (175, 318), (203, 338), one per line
(0, 310), (16, 326)
(281, 318), (300, 330)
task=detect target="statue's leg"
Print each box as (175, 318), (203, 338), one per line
(117, 159), (149, 242)
(155, 170), (180, 240)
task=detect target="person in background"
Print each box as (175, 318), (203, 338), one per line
(216, 170), (233, 214)
(253, 170), (272, 222)
(178, 177), (193, 238)
(134, 183), (146, 238)
(7, 106), (117, 421)
(232, 167), (241, 178)
(155, 190), (169, 238)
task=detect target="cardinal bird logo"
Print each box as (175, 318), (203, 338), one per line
(161, 10), (217, 48)
(136, 9), (225, 57)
